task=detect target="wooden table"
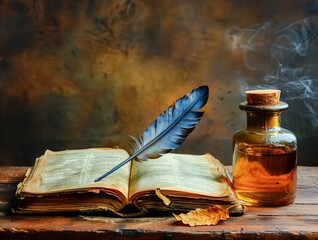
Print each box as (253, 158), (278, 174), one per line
(0, 166), (317, 240)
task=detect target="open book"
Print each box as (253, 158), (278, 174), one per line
(15, 148), (244, 216)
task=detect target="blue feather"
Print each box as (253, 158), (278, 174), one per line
(94, 86), (209, 182)
(134, 85), (209, 160)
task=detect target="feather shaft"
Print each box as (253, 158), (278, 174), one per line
(94, 154), (135, 182)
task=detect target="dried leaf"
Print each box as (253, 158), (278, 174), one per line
(173, 205), (229, 226)
(155, 188), (171, 206)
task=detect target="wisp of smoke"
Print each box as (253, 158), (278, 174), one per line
(225, 17), (318, 127)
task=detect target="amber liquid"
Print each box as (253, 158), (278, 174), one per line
(232, 143), (297, 206)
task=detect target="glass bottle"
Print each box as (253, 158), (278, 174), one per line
(232, 90), (297, 206)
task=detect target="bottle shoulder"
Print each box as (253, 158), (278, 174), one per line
(233, 127), (297, 147)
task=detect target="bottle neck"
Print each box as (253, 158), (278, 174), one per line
(246, 111), (281, 130)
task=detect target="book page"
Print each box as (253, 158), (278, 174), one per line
(129, 153), (232, 199)
(23, 149), (131, 199)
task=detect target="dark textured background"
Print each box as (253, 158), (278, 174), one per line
(0, 0), (317, 166)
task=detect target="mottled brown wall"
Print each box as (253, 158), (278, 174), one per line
(0, 0), (317, 166)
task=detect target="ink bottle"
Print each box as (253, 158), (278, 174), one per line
(232, 90), (297, 206)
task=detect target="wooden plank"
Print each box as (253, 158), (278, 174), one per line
(246, 204), (318, 216)
(0, 166), (29, 183)
(0, 215), (317, 239)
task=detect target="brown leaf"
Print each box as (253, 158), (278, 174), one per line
(155, 188), (171, 206)
(173, 205), (229, 226)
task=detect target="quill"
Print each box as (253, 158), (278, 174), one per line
(94, 85), (209, 182)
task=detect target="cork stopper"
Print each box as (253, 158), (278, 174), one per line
(246, 89), (281, 106)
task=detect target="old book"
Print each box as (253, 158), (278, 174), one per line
(14, 148), (244, 216)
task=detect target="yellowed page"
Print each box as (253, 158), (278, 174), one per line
(129, 153), (232, 199)
(23, 148), (130, 199)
